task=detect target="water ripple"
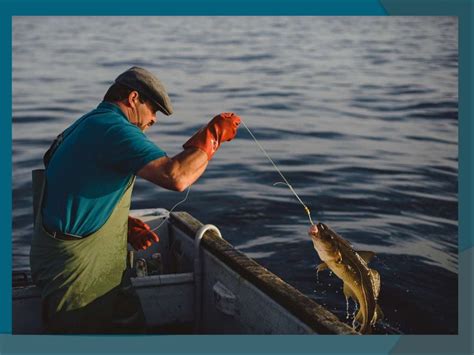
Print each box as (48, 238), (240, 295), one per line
(12, 16), (458, 334)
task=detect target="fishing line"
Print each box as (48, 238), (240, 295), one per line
(241, 120), (315, 226)
(150, 119), (314, 231)
(151, 186), (191, 232)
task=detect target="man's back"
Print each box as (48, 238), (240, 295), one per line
(41, 101), (166, 237)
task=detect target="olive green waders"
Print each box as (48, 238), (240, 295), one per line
(30, 175), (146, 334)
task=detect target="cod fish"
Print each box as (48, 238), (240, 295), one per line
(309, 223), (383, 334)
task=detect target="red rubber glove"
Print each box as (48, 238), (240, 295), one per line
(183, 112), (241, 160)
(128, 216), (159, 251)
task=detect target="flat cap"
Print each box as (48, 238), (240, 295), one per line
(115, 66), (173, 116)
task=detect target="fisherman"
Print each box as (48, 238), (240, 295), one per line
(29, 66), (241, 334)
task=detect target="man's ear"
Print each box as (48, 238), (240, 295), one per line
(127, 90), (140, 106)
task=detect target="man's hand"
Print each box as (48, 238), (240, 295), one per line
(128, 216), (159, 250)
(183, 112), (241, 160)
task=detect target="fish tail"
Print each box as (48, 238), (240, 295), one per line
(372, 304), (384, 324)
(354, 309), (370, 334)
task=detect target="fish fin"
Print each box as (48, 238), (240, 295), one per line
(369, 269), (381, 299)
(356, 250), (376, 264)
(374, 304), (384, 323)
(354, 311), (372, 334)
(316, 262), (329, 273)
(343, 282), (357, 301)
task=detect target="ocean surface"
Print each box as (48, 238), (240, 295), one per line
(12, 17), (458, 334)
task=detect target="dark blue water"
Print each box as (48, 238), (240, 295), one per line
(12, 17), (458, 334)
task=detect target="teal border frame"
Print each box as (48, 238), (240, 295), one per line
(1, 0), (472, 354)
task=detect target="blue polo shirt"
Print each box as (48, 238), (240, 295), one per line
(41, 101), (167, 237)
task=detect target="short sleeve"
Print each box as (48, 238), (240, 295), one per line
(99, 122), (167, 174)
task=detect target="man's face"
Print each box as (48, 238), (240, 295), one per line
(127, 93), (158, 131)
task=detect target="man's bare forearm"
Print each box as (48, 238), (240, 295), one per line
(168, 148), (208, 190)
(137, 148), (208, 191)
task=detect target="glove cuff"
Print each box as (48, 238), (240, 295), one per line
(183, 127), (220, 160)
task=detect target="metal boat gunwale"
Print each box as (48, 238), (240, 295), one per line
(168, 211), (356, 335)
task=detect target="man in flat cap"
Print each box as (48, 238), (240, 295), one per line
(30, 66), (241, 333)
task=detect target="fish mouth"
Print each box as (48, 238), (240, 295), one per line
(315, 223), (329, 236)
(309, 223), (329, 239)
(311, 223), (338, 261)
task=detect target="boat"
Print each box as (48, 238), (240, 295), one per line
(12, 170), (357, 335)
